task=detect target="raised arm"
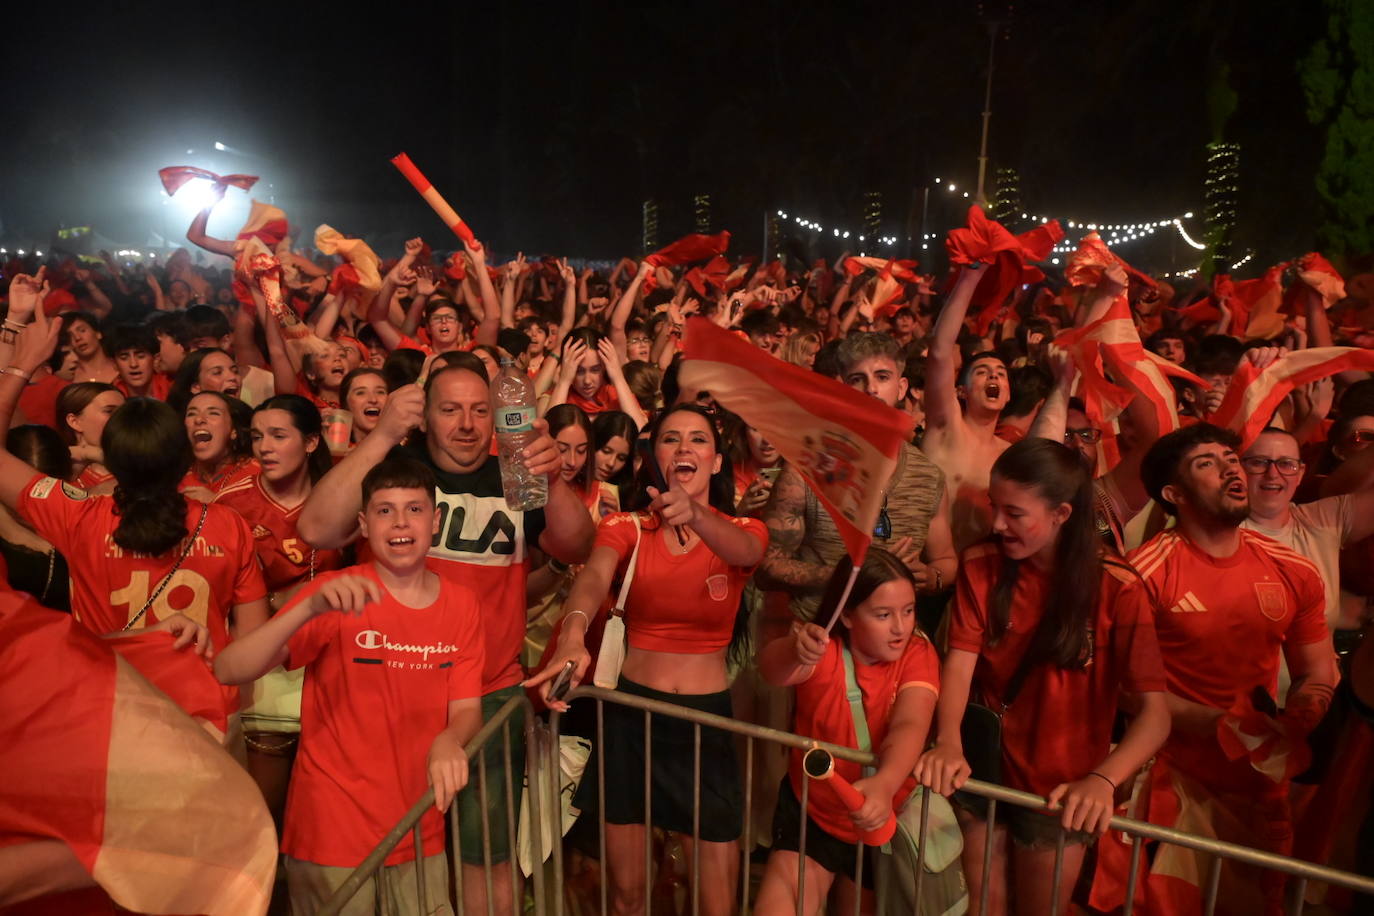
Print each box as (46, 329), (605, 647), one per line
(296, 384), (424, 548)
(923, 266), (984, 432)
(466, 240), (501, 347)
(0, 274), (59, 508)
(597, 338), (649, 429)
(1304, 285), (1370, 385)
(500, 253), (525, 330)
(608, 261), (653, 359)
(73, 268), (113, 319)
(556, 259), (578, 342)
(184, 185), (239, 258)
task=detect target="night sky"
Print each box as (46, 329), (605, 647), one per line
(2, 0), (1323, 275)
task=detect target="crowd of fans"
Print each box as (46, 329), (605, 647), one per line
(2, 186), (1374, 916)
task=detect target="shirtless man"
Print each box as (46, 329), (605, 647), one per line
(920, 266), (1011, 551)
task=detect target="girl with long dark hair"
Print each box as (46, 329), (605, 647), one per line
(341, 366), (388, 446)
(914, 438), (1169, 914)
(755, 549), (939, 915)
(167, 346), (242, 413)
(528, 403), (768, 916)
(0, 425), (72, 610)
(591, 409), (638, 496)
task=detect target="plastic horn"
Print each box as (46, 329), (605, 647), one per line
(801, 746), (897, 846)
(389, 153), (477, 246)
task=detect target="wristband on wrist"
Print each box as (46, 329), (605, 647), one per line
(548, 557), (571, 574)
(2, 366), (32, 382)
(564, 609), (589, 627)
(1087, 770), (1116, 790)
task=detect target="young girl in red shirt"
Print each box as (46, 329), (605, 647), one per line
(755, 548), (939, 915)
(915, 437), (1170, 915)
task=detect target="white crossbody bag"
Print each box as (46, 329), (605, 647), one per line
(591, 514), (642, 688)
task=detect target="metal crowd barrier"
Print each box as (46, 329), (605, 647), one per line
(320, 686), (1374, 915)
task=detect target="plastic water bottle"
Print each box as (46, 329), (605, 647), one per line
(492, 359), (548, 511)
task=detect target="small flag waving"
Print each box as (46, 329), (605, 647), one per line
(158, 166), (258, 196)
(644, 232), (732, 294)
(946, 205), (1063, 335)
(680, 318), (914, 564)
(1211, 346), (1374, 449)
(0, 593), (276, 915)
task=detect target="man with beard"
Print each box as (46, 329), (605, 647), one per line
(919, 266), (1012, 551)
(1104, 424), (1336, 915)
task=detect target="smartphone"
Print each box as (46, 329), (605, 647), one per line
(549, 660), (576, 702)
(758, 466), (782, 486)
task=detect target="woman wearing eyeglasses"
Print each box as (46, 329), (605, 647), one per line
(1243, 425), (1374, 641)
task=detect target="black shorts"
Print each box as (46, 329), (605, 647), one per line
(953, 790), (1094, 849)
(573, 676), (742, 843)
(770, 777), (877, 889)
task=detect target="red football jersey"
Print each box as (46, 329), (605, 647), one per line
(1129, 529), (1329, 787)
(179, 457), (260, 497)
(216, 473), (344, 594)
(18, 474), (266, 652)
(948, 543), (1167, 795)
(788, 635), (940, 843)
(282, 563), (484, 866)
(114, 372), (172, 401)
(596, 509), (768, 654)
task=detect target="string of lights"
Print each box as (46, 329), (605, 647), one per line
(777, 174), (1201, 261)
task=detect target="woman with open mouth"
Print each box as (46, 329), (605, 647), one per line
(167, 347), (242, 414)
(341, 367), (389, 448)
(529, 403), (769, 916)
(180, 390), (257, 498)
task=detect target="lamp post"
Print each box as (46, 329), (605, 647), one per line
(974, 20), (999, 209)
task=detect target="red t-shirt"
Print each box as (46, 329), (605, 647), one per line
(595, 510), (768, 653)
(18, 474), (265, 652)
(948, 543), (1167, 795)
(113, 372), (172, 401)
(216, 473), (345, 594)
(567, 383), (620, 417)
(282, 563), (484, 867)
(356, 447), (547, 693)
(17, 372), (68, 429)
(179, 457), (260, 497)
(788, 636), (940, 843)
(294, 374), (340, 411)
(1129, 529), (1329, 788)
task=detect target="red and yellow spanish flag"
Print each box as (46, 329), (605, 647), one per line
(0, 593), (275, 915)
(680, 317), (914, 563)
(1211, 346), (1374, 449)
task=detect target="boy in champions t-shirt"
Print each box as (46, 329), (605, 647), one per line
(214, 456), (485, 914)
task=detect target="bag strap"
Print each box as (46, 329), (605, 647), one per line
(124, 502), (210, 631)
(841, 644), (873, 753)
(1001, 643), (1040, 710)
(610, 514), (643, 618)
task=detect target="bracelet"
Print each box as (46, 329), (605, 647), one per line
(1087, 770), (1117, 790)
(1, 319), (24, 332)
(548, 557), (571, 574)
(564, 609), (590, 627)
(2, 366), (32, 382)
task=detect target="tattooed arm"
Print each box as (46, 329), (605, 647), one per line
(754, 463), (830, 591)
(1283, 638), (1339, 735)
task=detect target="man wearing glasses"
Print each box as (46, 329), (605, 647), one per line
(1242, 426), (1374, 641)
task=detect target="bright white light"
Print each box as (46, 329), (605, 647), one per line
(17, 249), (25, 256)
(1051, 258), (1060, 265)
(859, 235), (865, 242)
(35, 250), (42, 257)
(842, 231), (850, 238)
(0, 248), (6, 254)
(1184, 212), (1194, 218)
(948, 183), (956, 192)
(1041, 217), (1048, 223)
(934, 177), (941, 184)
(186, 149), (193, 155)
(962, 191), (970, 198)
(214, 141), (226, 151)
(833, 229), (839, 236)
(922, 243), (929, 249)
(1174, 220), (1206, 250)
(1021, 213), (1028, 219)
(1068, 220), (1075, 228)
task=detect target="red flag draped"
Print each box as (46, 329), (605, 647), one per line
(158, 166), (259, 197)
(946, 206), (1063, 336)
(0, 593), (275, 915)
(680, 318), (914, 562)
(642, 232), (731, 294)
(685, 255), (731, 297)
(1211, 346), (1374, 449)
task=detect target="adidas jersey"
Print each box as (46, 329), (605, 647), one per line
(216, 473), (344, 593)
(1128, 528), (1328, 713)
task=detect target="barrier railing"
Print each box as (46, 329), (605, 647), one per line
(321, 685), (1374, 915)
